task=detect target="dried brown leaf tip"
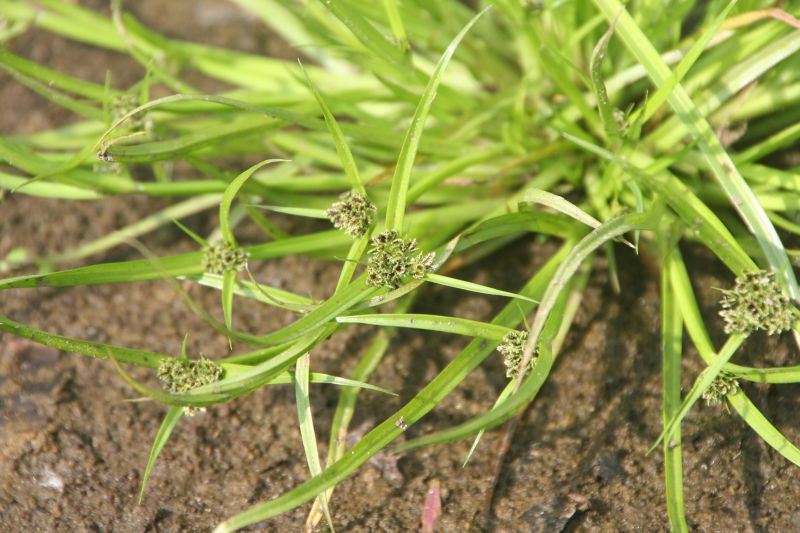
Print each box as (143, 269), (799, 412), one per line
(719, 270), (795, 335)
(497, 330), (536, 378)
(326, 192), (376, 237)
(202, 241), (248, 275)
(702, 371), (739, 408)
(366, 229), (434, 289)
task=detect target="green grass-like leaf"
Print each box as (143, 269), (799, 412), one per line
(649, 334), (747, 454)
(294, 353), (335, 532)
(593, 0), (799, 301)
(336, 313), (513, 340)
(220, 159), (286, 246)
(662, 247), (688, 533)
(667, 251), (800, 466)
(213, 242), (571, 532)
(138, 406), (184, 504)
(398, 210), (660, 451)
(383, 7), (489, 232)
(300, 62), (366, 196)
(0, 315), (164, 368)
(424, 273), (537, 303)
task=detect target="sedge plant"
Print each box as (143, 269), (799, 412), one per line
(2, 0), (800, 531)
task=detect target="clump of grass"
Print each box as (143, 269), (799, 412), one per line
(2, 0), (800, 531)
(366, 230), (435, 289)
(719, 270), (796, 335)
(326, 192), (376, 237)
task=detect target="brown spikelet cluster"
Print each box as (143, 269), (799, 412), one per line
(719, 270), (795, 335)
(326, 192), (376, 237)
(702, 372), (739, 408)
(366, 230), (434, 289)
(497, 330), (537, 378)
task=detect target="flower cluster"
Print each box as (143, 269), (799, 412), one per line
(111, 93), (150, 131)
(497, 330), (536, 378)
(326, 192), (376, 237)
(202, 241), (248, 275)
(702, 372), (739, 408)
(366, 230), (434, 289)
(157, 357), (223, 394)
(157, 356), (223, 416)
(719, 270), (795, 335)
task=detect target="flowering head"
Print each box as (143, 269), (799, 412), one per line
(157, 356), (223, 416)
(497, 330), (536, 378)
(719, 270), (795, 335)
(366, 230), (434, 289)
(157, 356), (223, 393)
(702, 372), (739, 408)
(326, 192), (376, 237)
(202, 241), (248, 275)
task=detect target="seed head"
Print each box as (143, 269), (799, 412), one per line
(326, 192), (376, 237)
(702, 372), (739, 408)
(498, 330), (536, 378)
(157, 356), (223, 393)
(111, 94), (150, 131)
(202, 241), (248, 275)
(719, 270), (795, 335)
(157, 356), (223, 416)
(366, 230), (434, 289)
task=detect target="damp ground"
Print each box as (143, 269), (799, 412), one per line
(2, 2), (800, 532)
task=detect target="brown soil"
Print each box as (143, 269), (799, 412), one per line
(2, 3), (800, 532)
